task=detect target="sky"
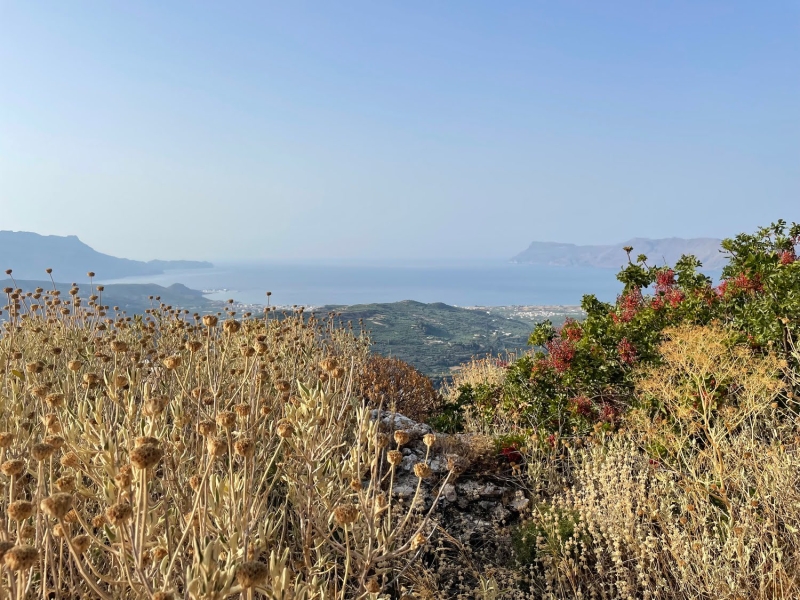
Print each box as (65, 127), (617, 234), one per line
(1, 2), (798, 262)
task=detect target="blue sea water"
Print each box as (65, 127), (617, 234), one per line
(100, 260), (625, 307)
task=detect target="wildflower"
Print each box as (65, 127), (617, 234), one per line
(234, 438), (255, 458)
(32, 442), (56, 461)
(423, 433), (436, 448)
(71, 535), (91, 554)
(780, 250), (796, 265)
(130, 444), (163, 470)
(276, 421), (294, 439)
(545, 337), (575, 373)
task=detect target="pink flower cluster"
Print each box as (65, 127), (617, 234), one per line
(568, 394), (594, 417)
(613, 288), (643, 323)
(559, 318), (583, 342)
(651, 269), (685, 310)
(545, 338), (576, 373)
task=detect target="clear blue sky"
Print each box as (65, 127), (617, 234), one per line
(1, 2), (797, 261)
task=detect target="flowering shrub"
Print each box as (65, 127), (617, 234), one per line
(485, 221), (800, 436)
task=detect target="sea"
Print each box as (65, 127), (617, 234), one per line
(99, 260), (626, 308)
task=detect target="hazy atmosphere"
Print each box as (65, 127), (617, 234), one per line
(2, 2), (798, 261)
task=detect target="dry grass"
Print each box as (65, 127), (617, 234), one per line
(0, 280), (456, 599)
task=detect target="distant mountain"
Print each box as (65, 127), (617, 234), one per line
(0, 231), (213, 281)
(511, 237), (727, 270)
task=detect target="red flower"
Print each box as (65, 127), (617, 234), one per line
(617, 338), (637, 365)
(568, 394), (594, 417)
(616, 288), (643, 323)
(599, 403), (618, 424)
(545, 338), (576, 373)
(780, 250), (796, 265)
(655, 269), (676, 292)
(559, 318), (583, 342)
(500, 444), (522, 464)
(665, 288), (685, 307)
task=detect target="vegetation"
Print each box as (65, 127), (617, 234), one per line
(0, 220), (798, 599)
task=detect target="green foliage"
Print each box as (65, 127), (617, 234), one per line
(512, 506), (585, 566)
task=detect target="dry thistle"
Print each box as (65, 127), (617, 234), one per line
(206, 437), (227, 457)
(45, 392), (65, 408)
(55, 475), (77, 493)
(413, 463), (432, 479)
(60, 452), (80, 469)
(234, 438), (255, 458)
(31, 442), (56, 461)
(423, 433), (436, 448)
(197, 420), (217, 437)
(163, 355), (182, 370)
(67, 359), (83, 372)
(276, 421), (295, 439)
(394, 430), (411, 446)
(202, 315), (218, 327)
(216, 411), (236, 430)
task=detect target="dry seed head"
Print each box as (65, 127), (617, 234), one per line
(350, 478), (363, 491)
(163, 355), (182, 370)
(365, 578), (381, 594)
(320, 358), (338, 372)
(41, 492), (73, 519)
(19, 524), (35, 540)
(206, 437), (227, 457)
(413, 463), (432, 479)
(45, 392), (65, 408)
(152, 593), (174, 600)
(189, 475), (202, 491)
(135, 436), (160, 448)
(234, 438), (255, 458)
(111, 340), (128, 353)
(331, 366), (345, 379)
(394, 430), (411, 446)
(376, 433), (390, 448)
(223, 319), (241, 334)
(82, 372), (99, 386)
(31, 385), (49, 399)
(91, 514), (107, 528)
(197, 420), (217, 437)
(236, 561), (269, 588)
(53, 523), (67, 538)
(0, 432), (14, 448)
(55, 475), (76, 493)
(0, 541), (13, 562)
(4, 546), (38, 571)
(153, 546), (168, 561)
(387, 450), (403, 466)
(25, 361), (44, 374)
(216, 411), (236, 430)
(202, 315), (218, 327)
(185, 340), (203, 353)
(130, 444), (163, 470)
(60, 452), (80, 469)
(106, 502), (133, 526)
(64, 509), (78, 523)
(276, 379), (291, 392)
(71, 534), (91, 554)
(423, 433), (436, 448)
(32, 442), (56, 461)
(234, 403), (250, 418)
(143, 395), (169, 416)
(67, 360), (82, 372)
(114, 469), (132, 488)
(45, 435), (65, 448)
(2, 459), (26, 477)
(7, 500), (34, 521)
(276, 421), (294, 439)
(333, 504), (359, 526)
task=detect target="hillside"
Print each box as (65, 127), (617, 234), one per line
(0, 231), (213, 281)
(314, 300), (583, 380)
(512, 237), (726, 269)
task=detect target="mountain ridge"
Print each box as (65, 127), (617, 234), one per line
(511, 237), (727, 269)
(0, 231), (213, 281)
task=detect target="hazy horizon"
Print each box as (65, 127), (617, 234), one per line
(2, 2), (798, 262)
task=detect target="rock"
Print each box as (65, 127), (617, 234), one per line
(370, 410), (432, 440)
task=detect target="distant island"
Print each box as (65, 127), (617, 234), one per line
(0, 231), (213, 281)
(512, 237), (726, 269)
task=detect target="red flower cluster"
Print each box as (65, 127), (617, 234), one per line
(613, 288), (643, 323)
(559, 318), (583, 342)
(780, 250), (796, 265)
(568, 394), (594, 417)
(718, 272), (764, 297)
(599, 403), (618, 423)
(617, 337), (637, 365)
(545, 338), (576, 373)
(500, 443), (522, 464)
(655, 269), (676, 292)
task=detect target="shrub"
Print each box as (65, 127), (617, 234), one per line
(358, 355), (441, 422)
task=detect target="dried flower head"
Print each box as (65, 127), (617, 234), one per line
(413, 463), (432, 479)
(234, 438), (255, 458)
(163, 355), (182, 370)
(4, 546), (38, 571)
(60, 452), (80, 470)
(1, 459), (26, 477)
(7, 500), (34, 522)
(276, 421), (295, 439)
(206, 437), (227, 457)
(67, 360), (83, 372)
(32, 442), (56, 461)
(55, 475), (77, 493)
(71, 534), (91, 554)
(236, 561), (269, 588)
(223, 319), (241, 334)
(130, 444), (163, 470)
(106, 502), (133, 526)
(216, 411), (236, 430)
(197, 420), (217, 437)
(365, 578), (381, 594)
(0, 432), (14, 448)
(41, 492), (73, 519)
(387, 450), (403, 466)
(423, 433), (436, 448)
(202, 315), (218, 327)
(333, 504), (359, 526)
(394, 430), (410, 446)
